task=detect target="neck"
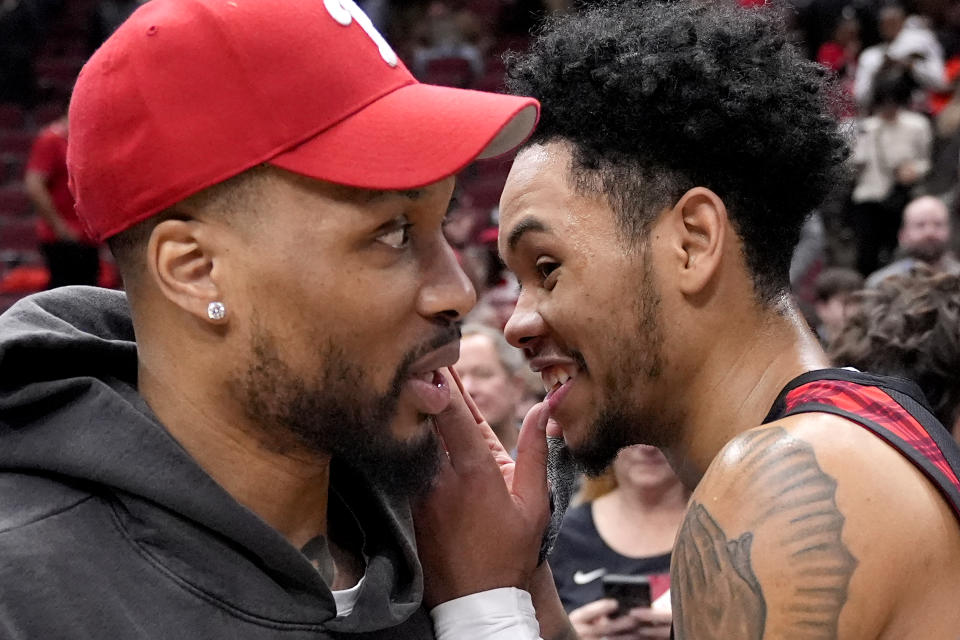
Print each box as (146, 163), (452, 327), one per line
(613, 480), (690, 516)
(664, 299), (831, 489)
(138, 364), (331, 550)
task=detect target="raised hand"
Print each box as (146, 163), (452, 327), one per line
(413, 367), (552, 607)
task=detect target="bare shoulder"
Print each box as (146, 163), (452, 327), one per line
(672, 415), (960, 640)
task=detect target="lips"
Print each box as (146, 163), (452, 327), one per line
(403, 341), (461, 415)
(529, 356), (582, 414)
(540, 363), (579, 394)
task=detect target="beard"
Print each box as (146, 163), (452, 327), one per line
(566, 255), (671, 476)
(232, 319), (460, 500)
(905, 238), (947, 264)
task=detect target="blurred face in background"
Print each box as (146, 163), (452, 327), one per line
(900, 197), (951, 263)
(879, 7), (906, 42)
(612, 445), (682, 494)
(458, 332), (522, 430)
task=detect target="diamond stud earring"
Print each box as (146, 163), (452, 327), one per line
(207, 301), (226, 321)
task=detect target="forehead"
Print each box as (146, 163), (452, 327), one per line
(460, 333), (503, 363)
(498, 143), (617, 256)
(905, 201), (948, 225)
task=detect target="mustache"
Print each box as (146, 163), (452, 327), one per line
(397, 323), (463, 378)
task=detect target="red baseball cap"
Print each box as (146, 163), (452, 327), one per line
(67, 0), (539, 241)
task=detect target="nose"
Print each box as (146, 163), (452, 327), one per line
(504, 289), (545, 352)
(417, 238), (476, 323)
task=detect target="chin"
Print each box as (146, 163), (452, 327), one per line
(389, 411), (436, 442)
(564, 421), (628, 477)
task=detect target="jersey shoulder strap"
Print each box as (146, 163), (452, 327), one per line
(764, 368), (960, 525)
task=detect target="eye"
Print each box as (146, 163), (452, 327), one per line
(376, 222), (413, 249)
(536, 258), (559, 279)
(536, 257), (560, 288)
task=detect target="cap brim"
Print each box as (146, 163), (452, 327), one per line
(270, 83), (539, 190)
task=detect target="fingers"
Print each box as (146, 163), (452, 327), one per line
(568, 598), (619, 624)
(447, 366), (484, 425)
(433, 368), (498, 472)
(630, 608), (672, 625)
(512, 402), (550, 510)
(446, 366), (516, 466)
(546, 416), (563, 438)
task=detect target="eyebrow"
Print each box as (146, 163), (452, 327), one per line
(506, 216), (549, 252)
(364, 189), (425, 204)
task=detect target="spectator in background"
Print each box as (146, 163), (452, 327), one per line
(550, 445), (686, 639)
(457, 324), (526, 455)
(866, 194), (960, 286)
(475, 275), (520, 330)
(853, 3), (945, 110)
(412, 1), (483, 85)
(812, 267), (865, 343)
(817, 9), (861, 113)
(23, 115), (100, 288)
(850, 69), (932, 275)
(832, 266), (960, 440)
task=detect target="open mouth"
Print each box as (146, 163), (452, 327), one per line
(403, 369), (449, 415)
(540, 363), (579, 398)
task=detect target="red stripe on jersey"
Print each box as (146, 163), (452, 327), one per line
(784, 380), (960, 492)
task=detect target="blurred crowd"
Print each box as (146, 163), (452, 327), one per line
(2, 0), (960, 637)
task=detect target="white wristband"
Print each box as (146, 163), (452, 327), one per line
(431, 587), (542, 640)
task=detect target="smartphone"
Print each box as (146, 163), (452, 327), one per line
(602, 574), (652, 617)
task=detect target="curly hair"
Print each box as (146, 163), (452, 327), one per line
(505, 0), (848, 303)
(830, 267), (960, 431)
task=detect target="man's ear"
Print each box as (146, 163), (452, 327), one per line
(146, 219), (225, 323)
(669, 187), (728, 296)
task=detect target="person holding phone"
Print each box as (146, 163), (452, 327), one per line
(549, 445), (687, 639)
(0, 1), (565, 638)
(414, 1), (960, 638)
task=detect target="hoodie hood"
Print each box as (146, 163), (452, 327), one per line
(0, 286), (425, 632)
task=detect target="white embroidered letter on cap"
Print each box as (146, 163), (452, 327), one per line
(323, 0), (398, 67)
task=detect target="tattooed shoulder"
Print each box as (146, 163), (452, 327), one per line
(672, 427), (858, 640)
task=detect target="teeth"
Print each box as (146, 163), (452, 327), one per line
(540, 365), (576, 393)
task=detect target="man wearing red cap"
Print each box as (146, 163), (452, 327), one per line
(0, 1), (567, 638)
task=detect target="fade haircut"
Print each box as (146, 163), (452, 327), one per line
(107, 164), (275, 286)
(505, 0), (848, 303)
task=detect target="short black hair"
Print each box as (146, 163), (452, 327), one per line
(505, 0), (848, 303)
(107, 164), (275, 288)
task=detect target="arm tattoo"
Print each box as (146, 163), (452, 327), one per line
(673, 427), (858, 639)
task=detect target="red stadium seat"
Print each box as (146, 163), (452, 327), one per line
(0, 130), (35, 158)
(32, 102), (68, 127)
(468, 0), (505, 26)
(35, 57), (84, 97)
(423, 57), (475, 89)
(0, 187), (32, 217)
(0, 104), (26, 129)
(474, 68), (506, 93)
(0, 218), (39, 252)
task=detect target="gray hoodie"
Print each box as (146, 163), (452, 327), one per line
(0, 287), (434, 639)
